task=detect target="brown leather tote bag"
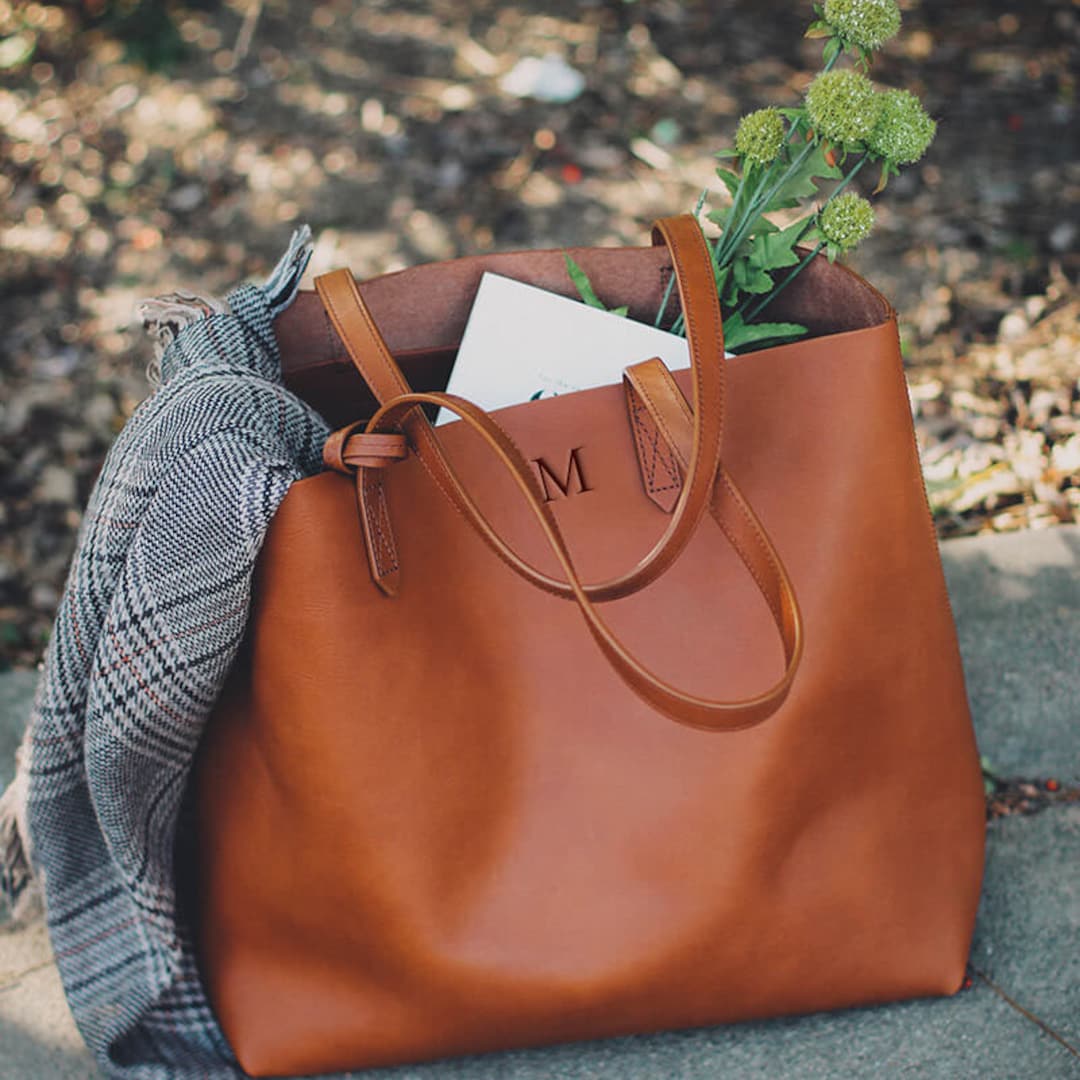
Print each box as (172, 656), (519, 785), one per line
(194, 216), (985, 1077)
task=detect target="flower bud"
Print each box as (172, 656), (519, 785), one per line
(806, 70), (882, 146)
(820, 192), (876, 251)
(735, 108), (786, 166)
(867, 88), (937, 165)
(823, 0), (901, 51)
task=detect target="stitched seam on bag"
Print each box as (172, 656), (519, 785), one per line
(883, 320), (966, 650)
(626, 386), (680, 495)
(633, 376), (689, 498)
(363, 470), (399, 575)
(627, 360), (789, 636)
(321, 273), (407, 399)
(641, 404), (680, 492)
(330, 262), (566, 598)
(717, 471), (784, 627)
(667, 222), (725, 503)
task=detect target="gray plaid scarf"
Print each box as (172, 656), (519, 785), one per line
(1, 230), (332, 1077)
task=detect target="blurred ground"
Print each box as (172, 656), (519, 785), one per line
(1, 0), (1078, 668)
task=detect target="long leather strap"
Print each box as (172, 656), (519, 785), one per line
(623, 358), (801, 662)
(315, 215), (724, 603)
(360, 388), (802, 732)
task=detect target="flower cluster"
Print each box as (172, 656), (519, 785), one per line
(819, 192), (876, 253)
(571, 0), (939, 353)
(806, 69), (882, 146)
(735, 108), (786, 166)
(868, 88), (937, 165)
(822, 0), (901, 52)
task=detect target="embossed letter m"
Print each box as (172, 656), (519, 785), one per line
(532, 447), (591, 503)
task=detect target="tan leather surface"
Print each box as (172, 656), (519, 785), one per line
(195, 225), (985, 1077)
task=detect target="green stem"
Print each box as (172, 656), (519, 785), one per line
(787, 152), (871, 248)
(741, 242), (825, 322)
(654, 266), (678, 329)
(717, 136), (817, 269)
(713, 156), (775, 267)
(655, 189), (708, 328)
(734, 152), (868, 321)
(829, 152), (869, 199)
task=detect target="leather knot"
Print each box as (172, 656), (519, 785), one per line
(324, 423), (408, 473)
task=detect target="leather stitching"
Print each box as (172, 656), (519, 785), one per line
(717, 471), (785, 627)
(632, 374), (690, 496)
(626, 384), (680, 497)
(362, 469), (399, 576)
(663, 221), (724, 502)
(323, 272), (575, 598)
(626, 357), (791, 650)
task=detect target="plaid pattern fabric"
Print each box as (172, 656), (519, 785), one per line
(1, 232), (337, 1077)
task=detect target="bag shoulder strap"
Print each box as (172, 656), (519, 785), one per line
(357, 382), (802, 732)
(314, 215), (725, 603)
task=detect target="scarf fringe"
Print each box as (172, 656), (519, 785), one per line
(260, 224), (313, 317)
(135, 225), (313, 389)
(136, 291), (231, 390)
(0, 740), (42, 925)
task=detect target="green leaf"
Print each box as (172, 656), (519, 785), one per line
(747, 214), (780, 235)
(714, 148), (739, 159)
(874, 159), (898, 194)
(723, 312), (808, 352)
(823, 36), (842, 66)
(710, 265), (736, 308)
(732, 257), (774, 295)
(748, 217), (808, 274)
(717, 268), (740, 309)
(715, 166), (741, 199)
(706, 207), (732, 228)
(564, 253), (627, 317)
(564, 253), (607, 311)
(764, 143), (842, 213)
(805, 21), (831, 39)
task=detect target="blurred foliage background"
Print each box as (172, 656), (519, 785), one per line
(1, 0), (1078, 668)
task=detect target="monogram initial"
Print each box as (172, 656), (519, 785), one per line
(531, 447), (591, 503)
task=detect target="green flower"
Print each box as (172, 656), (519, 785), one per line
(819, 192), (876, 251)
(735, 108), (786, 166)
(806, 70), (882, 145)
(867, 88), (937, 164)
(823, 0), (901, 51)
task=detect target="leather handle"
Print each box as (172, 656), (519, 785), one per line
(314, 215), (725, 603)
(361, 388), (802, 733)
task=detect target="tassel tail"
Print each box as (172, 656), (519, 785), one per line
(0, 738), (41, 924)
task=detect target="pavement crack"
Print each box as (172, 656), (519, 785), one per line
(971, 965), (1080, 1059)
(0, 957), (53, 993)
(984, 773), (1080, 821)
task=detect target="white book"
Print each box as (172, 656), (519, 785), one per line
(436, 272), (717, 426)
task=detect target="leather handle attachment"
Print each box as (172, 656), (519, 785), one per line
(315, 215), (725, 602)
(357, 387), (802, 733)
